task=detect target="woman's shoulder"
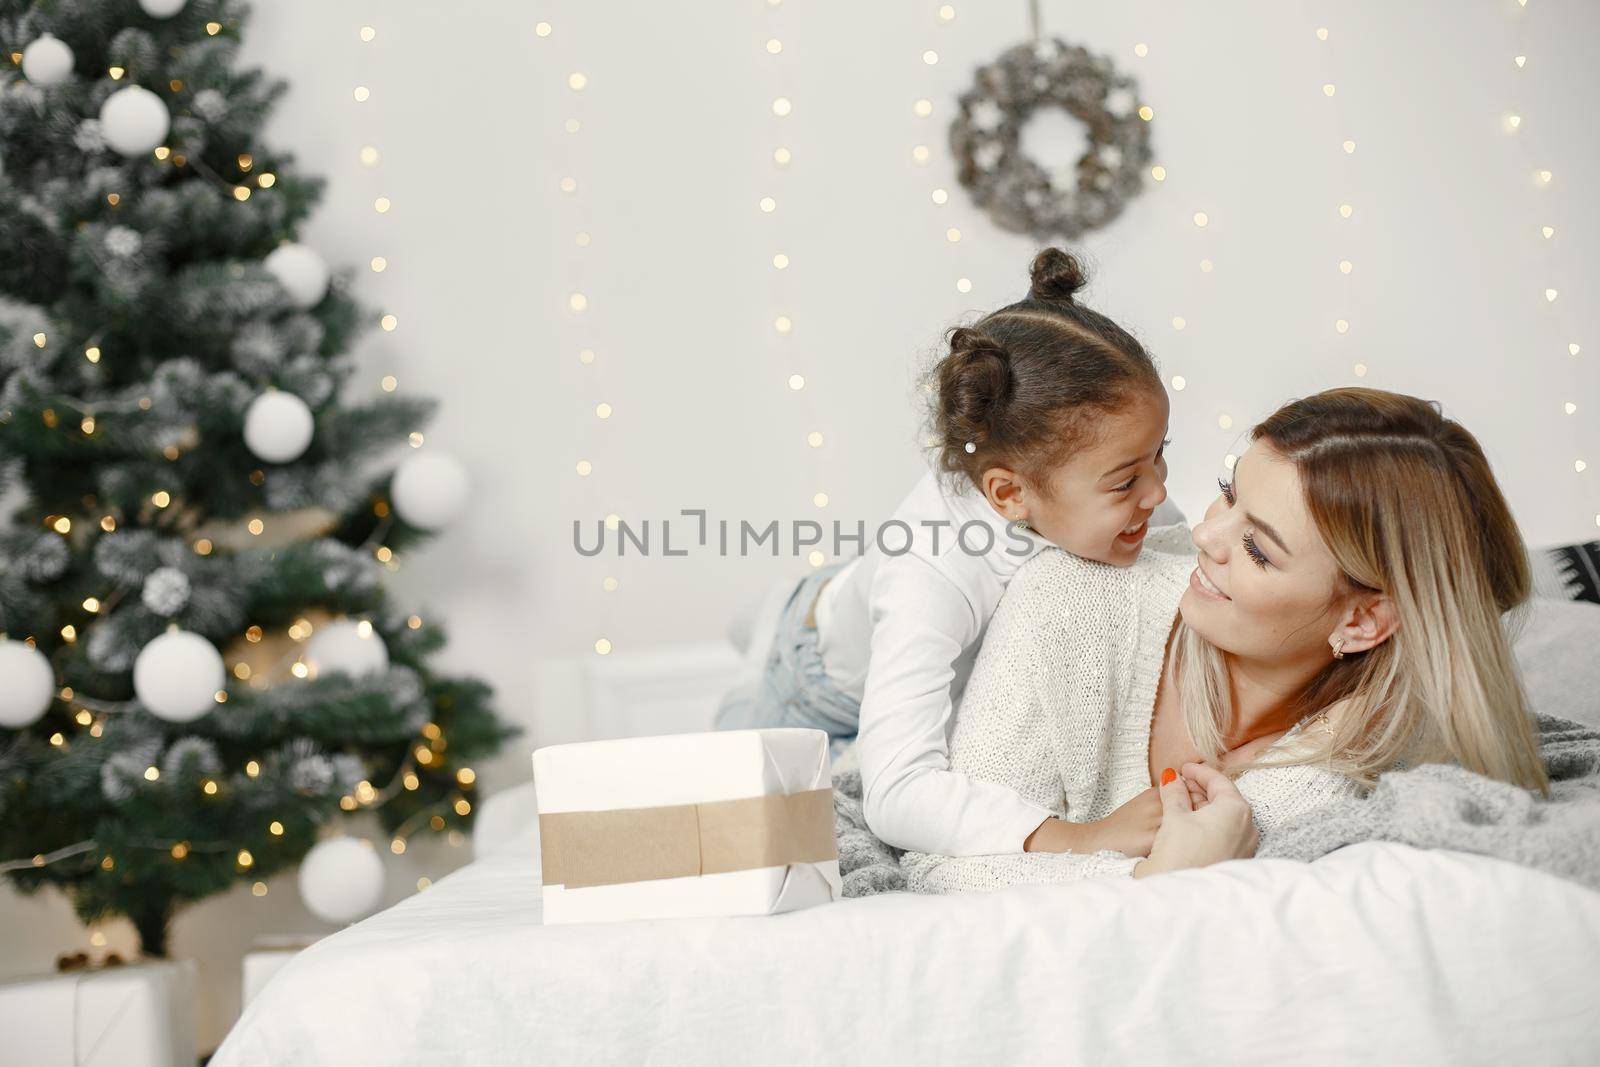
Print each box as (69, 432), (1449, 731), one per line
(1235, 720), (1369, 831)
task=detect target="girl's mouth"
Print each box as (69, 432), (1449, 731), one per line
(1116, 519), (1148, 545)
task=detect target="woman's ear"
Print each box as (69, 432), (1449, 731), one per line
(1331, 593), (1398, 655)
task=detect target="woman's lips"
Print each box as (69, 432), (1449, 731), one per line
(1190, 564), (1230, 601)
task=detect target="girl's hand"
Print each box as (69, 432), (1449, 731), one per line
(1082, 785), (1164, 858)
(1132, 762), (1259, 879)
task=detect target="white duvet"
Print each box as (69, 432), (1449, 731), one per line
(212, 828), (1600, 1066)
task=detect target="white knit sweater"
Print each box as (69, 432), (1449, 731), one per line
(899, 523), (1368, 893)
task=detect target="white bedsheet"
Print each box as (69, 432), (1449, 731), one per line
(211, 834), (1600, 1066)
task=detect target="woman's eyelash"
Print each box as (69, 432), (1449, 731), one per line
(1242, 531), (1270, 569)
(1219, 478), (1267, 567)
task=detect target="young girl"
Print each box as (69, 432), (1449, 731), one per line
(714, 247), (1178, 857)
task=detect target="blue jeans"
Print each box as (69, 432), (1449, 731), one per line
(715, 562), (860, 761)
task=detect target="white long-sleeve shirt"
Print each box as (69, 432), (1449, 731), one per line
(813, 467), (1182, 856)
(898, 524), (1367, 893)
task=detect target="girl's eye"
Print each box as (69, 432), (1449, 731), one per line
(1115, 476), (1137, 492)
(1242, 532), (1270, 569)
(1216, 476), (1236, 505)
(1158, 437), (1171, 458)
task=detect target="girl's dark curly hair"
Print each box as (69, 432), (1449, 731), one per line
(925, 247), (1161, 499)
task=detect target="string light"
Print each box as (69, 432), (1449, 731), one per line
(1502, 4), (1591, 513)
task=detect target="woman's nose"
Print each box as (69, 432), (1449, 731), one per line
(1192, 513), (1227, 561)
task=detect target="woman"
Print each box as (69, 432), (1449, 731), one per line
(899, 386), (1549, 890)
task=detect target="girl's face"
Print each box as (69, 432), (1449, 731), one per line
(990, 387), (1170, 567)
(1178, 442), (1356, 663)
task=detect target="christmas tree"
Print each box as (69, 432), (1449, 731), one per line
(0, 0), (517, 957)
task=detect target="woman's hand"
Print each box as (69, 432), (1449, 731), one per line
(1131, 762), (1259, 879)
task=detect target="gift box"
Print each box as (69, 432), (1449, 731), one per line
(0, 957), (197, 1067)
(242, 935), (322, 1006)
(533, 727), (841, 924)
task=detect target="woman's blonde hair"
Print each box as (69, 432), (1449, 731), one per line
(1174, 387), (1550, 798)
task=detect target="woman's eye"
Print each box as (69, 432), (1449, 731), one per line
(1216, 476), (1236, 505)
(1242, 532), (1270, 569)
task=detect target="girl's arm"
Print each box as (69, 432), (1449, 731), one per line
(857, 553), (1060, 857)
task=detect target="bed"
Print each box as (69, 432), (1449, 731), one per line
(211, 595), (1600, 1064)
(210, 814), (1600, 1065)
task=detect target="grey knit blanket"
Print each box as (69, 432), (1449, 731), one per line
(831, 713), (1600, 897)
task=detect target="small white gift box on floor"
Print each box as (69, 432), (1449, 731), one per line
(533, 727), (842, 924)
(0, 957), (197, 1067)
(242, 935), (322, 1006)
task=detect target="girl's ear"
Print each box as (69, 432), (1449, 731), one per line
(1331, 593), (1398, 655)
(980, 467), (1025, 515)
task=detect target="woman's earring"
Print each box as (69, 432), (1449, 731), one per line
(1331, 638), (1346, 660)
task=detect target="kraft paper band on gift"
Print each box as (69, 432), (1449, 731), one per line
(539, 787), (838, 889)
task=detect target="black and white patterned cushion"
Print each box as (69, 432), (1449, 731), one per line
(1532, 541), (1600, 604)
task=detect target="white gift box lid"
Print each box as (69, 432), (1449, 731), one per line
(532, 727), (841, 924)
(0, 958), (197, 1067)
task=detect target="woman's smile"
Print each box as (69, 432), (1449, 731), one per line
(1190, 563), (1230, 601)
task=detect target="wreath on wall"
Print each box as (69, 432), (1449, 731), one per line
(949, 36), (1153, 240)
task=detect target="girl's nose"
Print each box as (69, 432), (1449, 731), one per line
(1139, 481), (1167, 511)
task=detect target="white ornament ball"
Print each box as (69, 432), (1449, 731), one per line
(22, 34), (74, 86)
(0, 639), (54, 728)
(139, 0), (190, 17)
(263, 243), (330, 309)
(299, 838), (385, 923)
(133, 630), (225, 722)
(305, 619), (389, 680)
(99, 85), (171, 157)
(391, 452), (469, 530)
(243, 390), (315, 463)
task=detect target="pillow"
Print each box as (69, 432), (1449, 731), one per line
(1512, 597), (1600, 731)
(1531, 540), (1600, 603)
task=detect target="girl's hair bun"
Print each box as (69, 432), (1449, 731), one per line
(936, 326), (1013, 451)
(1027, 247), (1089, 305)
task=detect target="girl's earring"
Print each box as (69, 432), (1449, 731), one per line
(1012, 516), (1031, 534)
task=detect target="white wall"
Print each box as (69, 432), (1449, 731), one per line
(3, 0), (1597, 1051)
